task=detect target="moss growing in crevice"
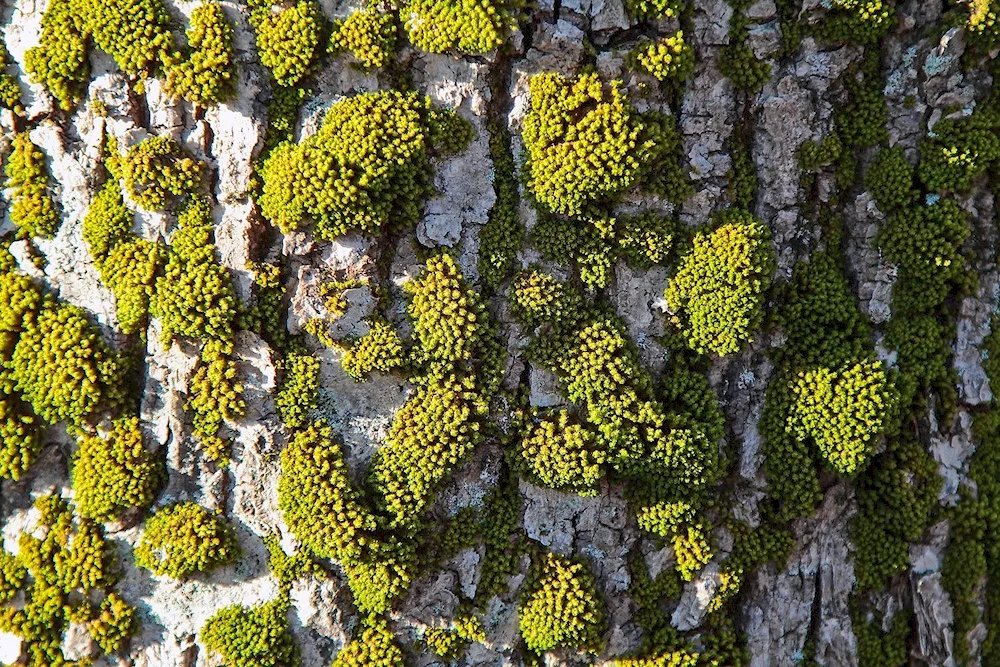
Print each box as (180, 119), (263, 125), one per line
(629, 31), (695, 84)
(5, 133), (60, 240)
(511, 270), (724, 582)
(719, 10), (771, 93)
(151, 198), (238, 344)
(0, 42), (22, 112)
(478, 119), (524, 289)
(186, 339), (246, 464)
(341, 320), (406, 381)
(761, 248), (893, 522)
(275, 346), (320, 430)
(0, 397), (41, 482)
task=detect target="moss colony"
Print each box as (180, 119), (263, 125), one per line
(1, 0), (999, 665)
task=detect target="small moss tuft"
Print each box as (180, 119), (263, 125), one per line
(136, 502), (239, 578)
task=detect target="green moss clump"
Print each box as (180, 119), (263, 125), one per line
(787, 360), (894, 475)
(73, 416), (161, 523)
(329, 8), (397, 70)
(281, 433), (404, 608)
(262, 83), (309, 151)
(402, 0), (526, 54)
(276, 348), (320, 429)
(186, 339), (246, 462)
(404, 253), (487, 375)
(201, 599), (299, 667)
(265, 537), (321, 592)
(259, 90), (470, 239)
(5, 133), (60, 239)
(518, 552), (605, 653)
(151, 198), (238, 343)
(89, 593), (136, 653)
(727, 140), (757, 209)
(852, 437), (939, 591)
(424, 627), (467, 661)
(0, 398), (42, 482)
(0, 271), (44, 370)
(812, 0), (895, 44)
(510, 269), (584, 329)
(370, 378), (482, 530)
(166, 2), (236, 107)
(853, 607), (909, 667)
(518, 410), (606, 496)
(340, 542), (417, 616)
(832, 54), (888, 150)
(968, 0), (1000, 52)
(240, 262), (288, 350)
(798, 134), (843, 173)
(0, 43), (23, 111)
(614, 652), (699, 666)
(866, 146), (918, 213)
(332, 621), (405, 667)
(664, 211), (775, 356)
(917, 108), (1000, 194)
(0, 550), (26, 603)
(478, 120), (523, 288)
(252, 0), (324, 87)
(640, 111), (695, 204)
(624, 0), (684, 20)
(342, 320), (406, 381)
(762, 249), (875, 521)
(102, 239), (168, 335)
(719, 14), (771, 93)
(278, 421), (378, 564)
(630, 32), (695, 83)
(522, 72), (646, 216)
(1, 494), (135, 664)
(83, 180), (135, 266)
(635, 502), (714, 580)
(23, 0), (89, 110)
(135, 502), (239, 578)
(122, 136), (203, 211)
(876, 198), (970, 315)
(10, 299), (123, 429)
(73, 0), (175, 77)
